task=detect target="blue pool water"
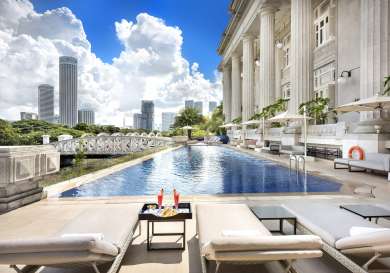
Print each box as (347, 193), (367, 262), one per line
(60, 146), (342, 197)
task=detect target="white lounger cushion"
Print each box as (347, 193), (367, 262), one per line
(197, 204), (271, 250)
(197, 204), (323, 262)
(0, 237), (117, 255)
(203, 235), (322, 253)
(0, 237), (118, 265)
(284, 203), (379, 247)
(0, 203), (141, 267)
(336, 230), (390, 250)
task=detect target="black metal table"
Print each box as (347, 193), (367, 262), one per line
(138, 203), (192, 251)
(251, 206), (297, 234)
(340, 204), (390, 223)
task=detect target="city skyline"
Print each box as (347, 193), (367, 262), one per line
(0, 0), (224, 126)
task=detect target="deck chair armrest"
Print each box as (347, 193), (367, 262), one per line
(201, 235), (322, 255)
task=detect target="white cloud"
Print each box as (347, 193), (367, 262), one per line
(0, 1), (222, 126)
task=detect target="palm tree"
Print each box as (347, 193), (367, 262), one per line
(172, 107), (205, 128)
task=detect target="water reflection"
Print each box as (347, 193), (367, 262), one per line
(61, 146), (342, 197)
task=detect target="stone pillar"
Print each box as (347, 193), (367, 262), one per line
(231, 53), (242, 120)
(242, 35), (255, 121)
(0, 146), (60, 213)
(259, 5), (277, 109)
(289, 0), (313, 113)
(275, 46), (283, 99)
(222, 65), (232, 122)
(254, 61), (261, 112)
(360, 0), (390, 118)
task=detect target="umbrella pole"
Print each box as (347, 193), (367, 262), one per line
(303, 106), (307, 157)
(262, 117), (265, 145)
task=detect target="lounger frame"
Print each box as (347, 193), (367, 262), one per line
(200, 255), (297, 273)
(9, 220), (140, 273)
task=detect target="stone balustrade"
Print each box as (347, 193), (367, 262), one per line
(52, 135), (174, 155)
(0, 145), (60, 213)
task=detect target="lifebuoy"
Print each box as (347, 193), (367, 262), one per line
(348, 145), (365, 160)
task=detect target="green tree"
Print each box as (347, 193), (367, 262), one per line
(74, 123), (89, 131)
(0, 119), (19, 145)
(172, 107), (205, 128)
(205, 103), (225, 135)
(299, 97), (330, 124)
(74, 141), (86, 171)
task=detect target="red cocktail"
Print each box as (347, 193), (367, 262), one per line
(173, 189), (180, 209)
(157, 189), (164, 209)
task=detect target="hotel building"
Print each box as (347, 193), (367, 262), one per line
(78, 109), (95, 125)
(219, 0), (390, 155)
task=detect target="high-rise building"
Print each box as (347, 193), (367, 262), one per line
(209, 101), (217, 113)
(194, 101), (203, 114)
(141, 100), (154, 130)
(20, 112), (38, 120)
(38, 84), (54, 123)
(185, 100), (194, 109)
(78, 109), (95, 125)
(133, 113), (143, 129)
(59, 56), (78, 127)
(162, 112), (176, 131)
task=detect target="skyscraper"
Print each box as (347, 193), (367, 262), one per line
(194, 101), (203, 114)
(162, 112), (176, 131)
(59, 56), (78, 127)
(78, 109), (95, 125)
(133, 113), (142, 129)
(20, 112), (38, 120)
(209, 101), (217, 113)
(185, 100), (194, 109)
(141, 100), (154, 130)
(38, 84), (54, 123)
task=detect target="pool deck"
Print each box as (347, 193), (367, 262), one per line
(1, 194), (390, 273)
(1, 145), (390, 273)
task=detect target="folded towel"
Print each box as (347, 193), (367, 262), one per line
(61, 233), (104, 241)
(349, 226), (390, 237)
(221, 230), (261, 237)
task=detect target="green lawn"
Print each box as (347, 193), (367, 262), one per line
(39, 147), (169, 188)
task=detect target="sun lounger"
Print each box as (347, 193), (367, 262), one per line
(0, 204), (140, 273)
(333, 158), (358, 169)
(348, 153), (390, 180)
(196, 204), (323, 273)
(284, 202), (390, 273)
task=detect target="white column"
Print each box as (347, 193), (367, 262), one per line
(360, 0), (390, 121)
(259, 5), (276, 110)
(275, 46), (283, 99)
(254, 60), (261, 112)
(231, 53), (242, 120)
(222, 65), (232, 122)
(289, 0), (313, 113)
(242, 35), (255, 121)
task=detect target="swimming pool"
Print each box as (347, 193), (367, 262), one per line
(60, 145), (341, 197)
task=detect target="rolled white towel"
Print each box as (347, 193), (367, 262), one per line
(349, 226), (390, 237)
(221, 230), (262, 237)
(61, 233), (104, 241)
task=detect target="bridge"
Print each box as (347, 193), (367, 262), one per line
(52, 133), (174, 155)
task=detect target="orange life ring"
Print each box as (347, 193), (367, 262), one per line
(348, 145), (365, 160)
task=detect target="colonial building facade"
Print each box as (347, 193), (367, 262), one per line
(219, 0), (390, 155)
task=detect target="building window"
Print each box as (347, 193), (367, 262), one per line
(314, 62), (335, 91)
(314, 1), (331, 48)
(282, 83), (291, 99)
(282, 35), (290, 68)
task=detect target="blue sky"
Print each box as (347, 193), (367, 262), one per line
(31, 0), (231, 79)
